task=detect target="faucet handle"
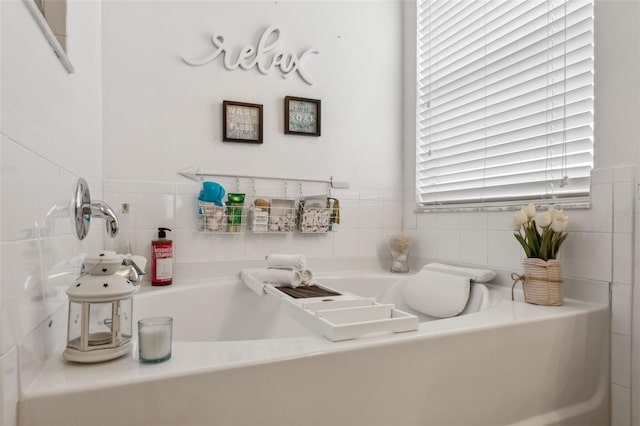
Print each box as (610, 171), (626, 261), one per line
(73, 178), (120, 240)
(129, 255), (148, 274)
(120, 255), (147, 284)
(90, 201), (119, 238)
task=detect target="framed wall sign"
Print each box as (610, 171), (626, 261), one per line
(285, 96), (321, 137)
(223, 100), (264, 144)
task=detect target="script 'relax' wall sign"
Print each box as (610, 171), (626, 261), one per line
(182, 26), (319, 85)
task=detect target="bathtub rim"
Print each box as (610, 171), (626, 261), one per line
(22, 273), (608, 400)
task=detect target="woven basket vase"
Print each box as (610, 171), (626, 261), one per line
(520, 258), (563, 306)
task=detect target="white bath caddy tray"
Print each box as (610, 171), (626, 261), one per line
(263, 283), (419, 341)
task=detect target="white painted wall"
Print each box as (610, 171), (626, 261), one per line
(0, 1), (103, 425)
(102, 0), (403, 191)
(101, 1), (404, 270)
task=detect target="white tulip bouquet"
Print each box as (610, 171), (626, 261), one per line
(512, 203), (569, 261)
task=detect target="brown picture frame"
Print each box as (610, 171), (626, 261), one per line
(284, 96), (321, 137)
(223, 100), (264, 144)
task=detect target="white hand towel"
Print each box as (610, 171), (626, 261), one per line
(422, 263), (496, 283)
(403, 269), (470, 318)
(265, 254), (307, 270)
(301, 268), (313, 284)
(248, 267), (303, 288)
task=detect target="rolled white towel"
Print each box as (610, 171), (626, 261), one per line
(267, 266), (313, 286)
(301, 268), (313, 284)
(248, 267), (303, 288)
(265, 254), (307, 270)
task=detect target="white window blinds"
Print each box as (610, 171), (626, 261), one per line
(416, 0), (594, 208)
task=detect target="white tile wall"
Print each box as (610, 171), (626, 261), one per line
(614, 232), (634, 285)
(612, 334), (632, 387)
(358, 200), (384, 229)
(408, 166), (636, 426)
(611, 166), (635, 426)
(358, 229), (386, 259)
(1, 347), (19, 426)
(436, 229), (460, 261)
(486, 230), (524, 270)
(337, 198), (359, 229)
(211, 234), (246, 262)
(562, 232), (613, 282)
(332, 228), (359, 258)
(612, 284), (633, 336)
(0, 243), (15, 355)
(403, 199), (417, 230)
(570, 183), (613, 233)
(612, 384), (632, 426)
(1, 137), (102, 417)
(460, 230), (488, 265)
(614, 182), (634, 234)
(174, 229), (213, 264)
(487, 211), (515, 231)
(416, 209), (438, 230)
(383, 200), (403, 229)
(460, 211), (488, 230)
(104, 181), (405, 270)
(135, 193), (175, 230)
(18, 304), (68, 392)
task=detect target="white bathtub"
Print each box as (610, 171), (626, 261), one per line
(19, 272), (609, 426)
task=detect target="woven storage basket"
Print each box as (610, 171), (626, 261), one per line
(513, 258), (563, 306)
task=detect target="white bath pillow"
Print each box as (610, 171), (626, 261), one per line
(460, 284), (491, 315)
(403, 270), (471, 318)
(422, 263), (496, 283)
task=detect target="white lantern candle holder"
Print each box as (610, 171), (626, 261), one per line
(64, 252), (137, 363)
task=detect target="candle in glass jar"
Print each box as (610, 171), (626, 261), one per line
(138, 317), (172, 363)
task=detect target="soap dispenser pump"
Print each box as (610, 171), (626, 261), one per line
(151, 227), (173, 286)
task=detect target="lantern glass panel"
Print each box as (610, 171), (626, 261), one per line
(67, 301), (83, 350)
(118, 298), (133, 346)
(88, 302), (115, 348)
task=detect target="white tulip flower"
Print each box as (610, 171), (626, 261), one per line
(551, 217), (568, 233)
(547, 206), (557, 220)
(511, 203), (570, 259)
(556, 209), (568, 222)
(512, 209), (529, 230)
(523, 203), (536, 219)
(537, 211), (552, 228)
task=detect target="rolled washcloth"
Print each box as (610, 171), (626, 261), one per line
(301, 268), (313, 284)
(247, 267), (303, 288)
(265, 254), (307, 270)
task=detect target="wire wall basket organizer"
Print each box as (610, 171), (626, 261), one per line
(197, 193), (338, 234)
(298, 197), (332, 233)
(248, 198), (298, 233)
(197, 201), (246, 233)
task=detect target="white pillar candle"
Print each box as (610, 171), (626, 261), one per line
(138, 317), (172, 362)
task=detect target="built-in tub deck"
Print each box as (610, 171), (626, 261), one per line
(19, 272), (609, 426)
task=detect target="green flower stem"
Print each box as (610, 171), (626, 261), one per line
(514, 220), (566, 260)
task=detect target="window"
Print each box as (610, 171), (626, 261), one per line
(416, 0), (594, 209)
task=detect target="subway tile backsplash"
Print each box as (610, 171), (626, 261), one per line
(1, 134), (103, 413)
(103, 181), (405, 268)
